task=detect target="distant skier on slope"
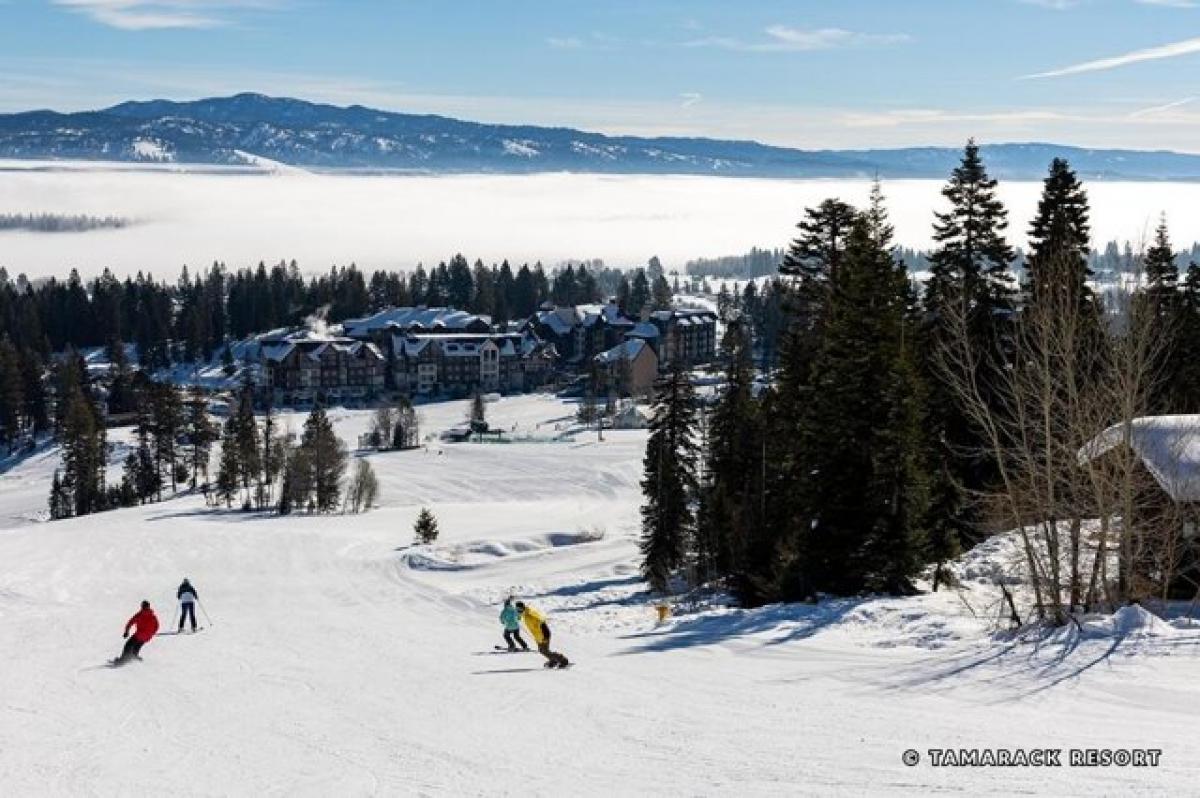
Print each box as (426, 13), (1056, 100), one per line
(514, 601), (569, 668)
(176, 578), (199, 633)
(500, 596), (529, 652)
(112, 600), (159, 667)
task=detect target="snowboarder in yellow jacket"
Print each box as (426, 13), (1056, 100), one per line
(515, 601), (569, 668)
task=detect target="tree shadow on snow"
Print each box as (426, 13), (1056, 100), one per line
(144, 507), (305, 524)
(526, 574), (650, 613)
(470, 668), (543, 675)
(614, 598), (870, 655)
(874, 622), (1200, 700)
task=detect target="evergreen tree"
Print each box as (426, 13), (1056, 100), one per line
(921, 141), (1016, 545)
(301, 403), (347, 512)
(629, 270), (651, 319)
(0, 337), (24, 451)
(640, 366), (700, 592)
(616, 274), (632, 315)
(49, 468), (69, 520)
(19, 348), (49, 433)
(924, 140), (1015, 317)
(1024, 158), (1092, 309)
(651, 275), (673, 310)
(232, 384), (261, 505)
(184, 388), (217, 489)
(701, 319), (765, 597)
(1141, 215), (1183, 412)
(278, 439), (311, 515)
(780, 198), (857, 290)
(259, 398), (279, 508)
(494, 262), (514, 328)
(552, 265), (578, 306)
(1145, 215), (1180, 297)
(447, 254), (474, 309)
(149, 380), (183, 496)
(786, 216), (927, 597)
(123, 432), (160, 504)
(413, 506), (439, 544)
(1171, 261), (1200, 412)
(215, 417), (241, 508)
(468, 391), (487, 438)
(512, 264), (538, 318)
(59, 387), (105, 517)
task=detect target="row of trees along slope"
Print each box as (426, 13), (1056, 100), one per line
(642, 141), (1200, 624)
(50, 374), (389, 520)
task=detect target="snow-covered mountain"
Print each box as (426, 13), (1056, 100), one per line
(4, 92), (1200, 179)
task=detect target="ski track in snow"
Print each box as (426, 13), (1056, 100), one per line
(2, 394), (1200, 795)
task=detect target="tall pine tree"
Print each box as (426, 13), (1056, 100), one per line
(640, 366), (700, 592)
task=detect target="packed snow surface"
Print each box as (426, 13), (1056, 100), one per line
(2, 395), (1200, 795)
(1, 161), (1198, 278)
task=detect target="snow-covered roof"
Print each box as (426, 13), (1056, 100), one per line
(1080, 416), (1200, 502)
(342, 306), (492, 336)
(649, 308), (717, 323)
(252, 329), (382, 364)
(578, 302), (633, 328)
(534, 307), (579, 336)
(595, 338), (649, 365)
(261, 343), (296, 362)
(628, 322), (660, 339)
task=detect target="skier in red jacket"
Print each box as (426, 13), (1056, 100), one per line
(112, 600), (159, 667)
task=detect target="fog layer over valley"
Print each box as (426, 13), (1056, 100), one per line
(0, 161), (1196, 278)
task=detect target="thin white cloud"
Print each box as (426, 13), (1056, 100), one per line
(53, 1), (279, 31)
(680, 92), (702, 108)
(1137, 0), (1197, 7)
(685, 25), (910, 53)
(1026, 35), (1200, 77)
(1129, 96), (1197, 117)
(547, 36), (584, 50)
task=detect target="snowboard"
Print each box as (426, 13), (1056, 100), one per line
(106, 656), (142, 668)
(492, 645), (532, 654)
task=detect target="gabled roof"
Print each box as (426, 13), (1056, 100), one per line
(533, 307), (579, 336)
(595, 338), (651, 365)
(391, 331), (532, 359)
(1080, 415), (1200, 502)
(255, 330), (382, 364)
(628, 322), (660, 339)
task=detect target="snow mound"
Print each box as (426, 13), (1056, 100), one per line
(404, 530), (605, 570)
(1112, 604), (1170, 636)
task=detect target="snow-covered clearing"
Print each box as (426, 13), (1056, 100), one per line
(2, 394), (1200, 795)
(1, 162), (1198, 278)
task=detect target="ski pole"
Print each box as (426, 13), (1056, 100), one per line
(198, 601), (213, 627)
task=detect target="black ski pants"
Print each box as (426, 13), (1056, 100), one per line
(115, 636), (144, 665)
(179, 603), (197, 631)
(503, 628), (528, 650)
(536, 628), (568, 667)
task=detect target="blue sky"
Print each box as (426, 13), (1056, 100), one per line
(4, 0), (1200, 150)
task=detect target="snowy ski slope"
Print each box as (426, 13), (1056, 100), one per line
(2, 395), (1199, 796)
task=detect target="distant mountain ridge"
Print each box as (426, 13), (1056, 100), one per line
(2, 92), (1199, 180)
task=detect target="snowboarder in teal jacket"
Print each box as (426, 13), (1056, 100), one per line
(500, 597), (529, 652)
